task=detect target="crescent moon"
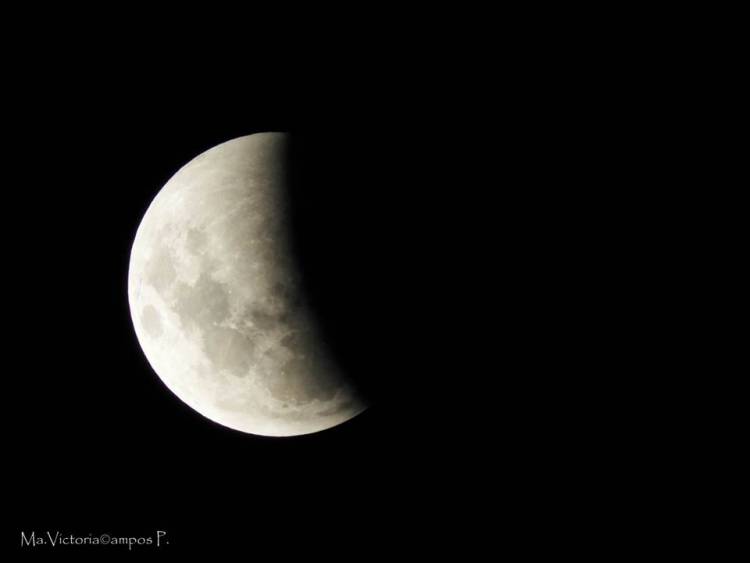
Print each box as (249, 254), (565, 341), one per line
(128, 133), (367, 436)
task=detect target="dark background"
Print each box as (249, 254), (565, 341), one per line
(6, 54), (499, 557)
(4, 18), (658, 556)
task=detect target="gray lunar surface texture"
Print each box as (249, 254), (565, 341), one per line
(128, 133), (366, 436)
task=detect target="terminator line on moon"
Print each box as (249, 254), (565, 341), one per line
(128, 133), (367, 436)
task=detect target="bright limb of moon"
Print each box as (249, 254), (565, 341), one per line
(128, 133), (367, 436)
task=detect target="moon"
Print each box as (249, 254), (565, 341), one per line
(128, 133), (367, 436)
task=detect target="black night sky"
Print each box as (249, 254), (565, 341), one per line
(6, 46), (497, 557)
(3, 8), (693, 558)
(5, 15), (639, 556)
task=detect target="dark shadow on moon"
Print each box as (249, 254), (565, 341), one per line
(283, 133), (402, 407)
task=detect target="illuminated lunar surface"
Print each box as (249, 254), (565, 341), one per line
(128, 133), (366, 436)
